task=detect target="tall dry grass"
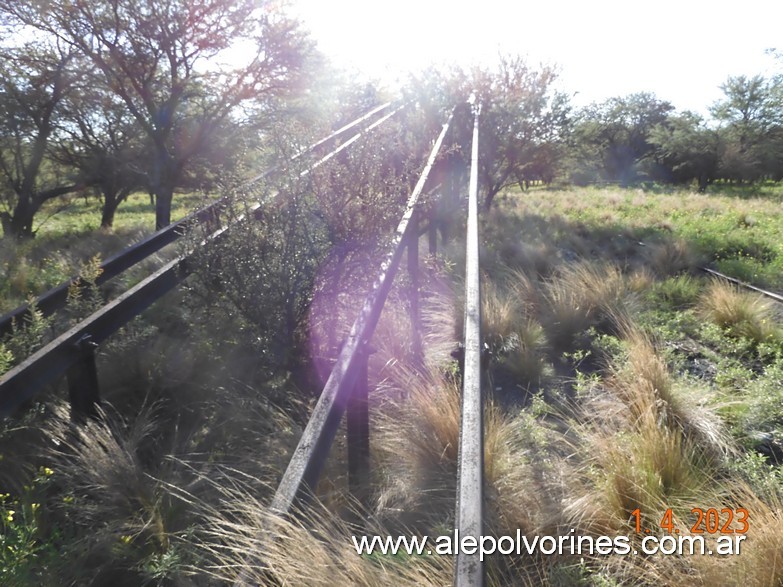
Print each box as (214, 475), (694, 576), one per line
(31, 377), (306, 584)
(645, 238), (700, 277)
(178, 480), (453, 586)
(543, 263), (633, 352)
(699, 279), (781, 344)
(560, 316), (746, 584)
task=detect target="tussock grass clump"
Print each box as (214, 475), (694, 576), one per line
(543, 263), (632, 352)
(611, 329), (682, 428)
(627, 266), (655, 293)
(496, 240), (555, 278)
(501, 320), (549, 387)
(372, 363), (548, 540)
(699, 487), (783, 586)
(372, 367), (560, 585)
(31, 382), (305, 584)
(482, 407), (556, 542)
(609, 325), (730, 458)
(645, 238), (700, 277)
(185, 484), (452, 586)
(482, 278), (524, 348)
(650, 273), (702, 309)
(568, 420), (707, 536)
(480, 273), (549, 388)
(373, 368), (463, 527)
(502, 267), (540, 317)
(567, 321), (730, 541)
(39, 402), (189, 583)
(366, 364), (457, 536)
(699, 279), (780, 344)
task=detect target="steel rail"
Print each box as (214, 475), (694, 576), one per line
(0, 212), (246, 417)
(269, 107), (457, 516)
(246, 101), (395, 184)
(454, 99), (484, 587)
(0, 102), (398, 338)
(701, 266), (783, 304)
(0, 104), (408, 417)
(0, 255), (187, 417)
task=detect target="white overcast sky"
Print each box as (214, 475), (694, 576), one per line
(291, 0), (782, 115)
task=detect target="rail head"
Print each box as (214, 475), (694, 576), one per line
(454, 100), (484, 587)
(0, 102), (401, 340)
(270, 106), (458, 516)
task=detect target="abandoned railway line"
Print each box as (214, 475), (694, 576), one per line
(2, 95), (783, 586)
(0, 99), (491, 585)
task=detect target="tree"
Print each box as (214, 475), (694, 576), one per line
(52, 67), (146, 229)
(0, 41), (80, 238)
(473, 56), (570, 208)
(403, 58), (569, 210)
(3, 0), (313, 229)
(711, 75), (775, 149)
(571, 93), (674, 186)
(649, 112), (719, 191)
(711, 75), (783, 182)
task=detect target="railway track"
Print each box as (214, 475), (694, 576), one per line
(0, 102), (408, 415)
(5, 91), (778, 586)
(0, 101), (401, 339)
(1, 97), (491, 585)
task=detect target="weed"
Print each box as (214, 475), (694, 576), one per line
(1, 301), (54, 376)
(0, 469), (60, 586)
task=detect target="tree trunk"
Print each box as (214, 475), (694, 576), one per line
(7, 197), (36, 239)
(0, 212), (10, 236)
(3, 184), (79, 239)
(698, 173), (708, 193)
(100, 187), (132, 230)
(100, 197), (120, 230)
(155, 186), (174, 230)
(483, 185), (501, 210)
(150, 141), (177, 230)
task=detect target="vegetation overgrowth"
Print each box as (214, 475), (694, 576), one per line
(0, 192), (205, 314)
(3, 180), (783, 585)
(0, 1), (782, 584)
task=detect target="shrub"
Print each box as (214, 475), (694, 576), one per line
(648, 274), (702, 309)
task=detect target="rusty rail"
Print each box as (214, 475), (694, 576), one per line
(701, 266), (783, 304)
(0, 103), (406, 418)
(269, 107), (456, 515)
(0, 102), (398, 339)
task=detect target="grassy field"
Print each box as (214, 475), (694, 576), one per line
(0, 191), (207, 314)
(496, 183), (783, 289)
(2, 183), (783, 585)
(461, 184), (783, 584)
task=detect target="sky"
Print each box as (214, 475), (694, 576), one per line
(290, 0), (782, 116)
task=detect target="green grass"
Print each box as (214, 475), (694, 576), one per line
(499, 185), (783, 290)
(32, 190), (206, 237)
(472, 185), (783, 582)
(0, 191), (207, 313)
(4, 181), (783, 586)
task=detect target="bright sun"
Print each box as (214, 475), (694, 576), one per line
(291, 0), (782, 114)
